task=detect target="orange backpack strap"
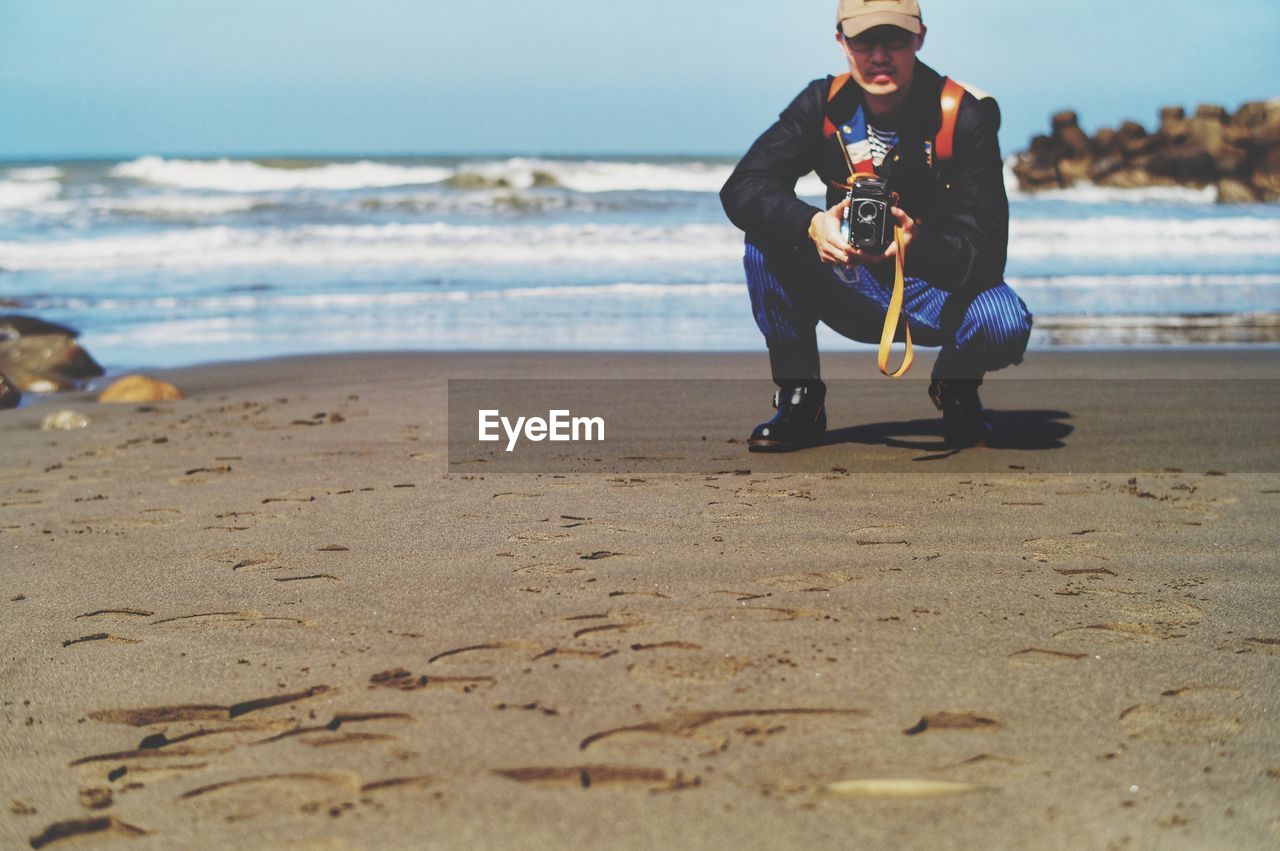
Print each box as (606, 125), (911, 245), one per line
(931, 78), (962, 162)
(821, 73), (852, 137)
(935, 77), (965, 162)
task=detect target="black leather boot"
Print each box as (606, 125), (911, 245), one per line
(748, 381), (827, 452)
(928, 378), (992, 448)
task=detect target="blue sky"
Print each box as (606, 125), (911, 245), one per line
(1, 0), (1276, 159)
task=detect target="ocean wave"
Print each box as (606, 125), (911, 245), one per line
(1032, 312), (1280, 345)
(6, 166), (64, 182)
(97, 195), (269, 216)
(461, 158), (824, 195)
(0, 180), (60, 210)
(28, 275), (1277, 316)
(1009, 216), (1280, 258)
(4, 215), (1280, 271)
(110, 156), (454, 192)
(1008, 273), (1280, 289)
(447, 158), (725, 193)
(352, 191), (593, 214)
(0, 223), (744, 270)
(443, 159), (1226, 201)
(34, 282), (748, 313)
(1016, 183), (1220, 205)
(1004, 161), (1220, 205)
(105, 155), (827, 196)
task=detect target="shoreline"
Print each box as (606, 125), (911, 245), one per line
(15, 343), (1280, 393)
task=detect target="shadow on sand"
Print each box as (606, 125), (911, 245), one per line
(822, 409), (1075, 461)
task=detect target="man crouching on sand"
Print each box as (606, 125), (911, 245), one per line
(721, 0), (1033, 451)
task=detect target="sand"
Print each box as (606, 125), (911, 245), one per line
(1, 349), (1277, 849)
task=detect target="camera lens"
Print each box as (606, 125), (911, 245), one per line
(857, 201), (879, 223)
(855, 222), (875, 243)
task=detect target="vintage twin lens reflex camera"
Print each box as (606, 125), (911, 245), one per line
(841, 176), (894, 254)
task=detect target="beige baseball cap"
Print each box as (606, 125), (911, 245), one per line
(836, 0), (922, 38)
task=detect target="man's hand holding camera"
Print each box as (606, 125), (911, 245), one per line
(808, 200), (916, 266)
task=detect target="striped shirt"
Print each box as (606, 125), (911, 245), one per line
(867, 124), (900, 168)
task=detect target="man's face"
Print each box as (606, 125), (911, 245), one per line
(837, 25), (925, 99)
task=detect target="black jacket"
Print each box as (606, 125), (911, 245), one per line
(721, 61), (1008, 294)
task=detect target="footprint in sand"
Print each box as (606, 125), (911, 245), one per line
(1007, 648), (1088, 666)
(87, 685), (332, 727)
(932, 753), (1022, 780)
(578, 708), (869, 760)
(66, 510), (185, 531)
(1053, 622), (1161, 646)
(1159, 684), (1243, 699)
(628, 653), (752, 688)
(62, 633), (142, 648)
(1169, 495), (1238, 519)
(494, 765), (696, 792)
(1118, 704), (1243, 745)
(902, 712), (1000, 735)
(696, 507), (759, 524)
(509, 530), (571, 544)
(1114, 600), (1204, 626)
(1022, 537), (1108, 563)
(148, 611), (310, 629)
(29, 816), (149, 849)
(170, 465), (233, 486)
(368, 668), (494, 693)
(1238, 637), (1280, 655)
(755, 571), (855, 592)
(697, 605), (826, 625)
(512, 563), (588, 578)
(1053, 599), (1205, 647)
(226, 553), (282, 572)
(253, 712), (414, 747)
(426, 641), (541, 666)
(75, 609), (154, 622)
(178, 772), (363, 821)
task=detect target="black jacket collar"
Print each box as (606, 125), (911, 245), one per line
(823, 60), (945, 144)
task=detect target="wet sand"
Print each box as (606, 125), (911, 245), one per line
(1, 350), (1278, 849)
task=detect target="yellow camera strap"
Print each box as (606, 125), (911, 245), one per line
(835, 137), (913, 377)
(876, 225), (913, 377)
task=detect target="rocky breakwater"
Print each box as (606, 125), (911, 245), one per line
(1012, 100), (1280, 202)
(0, 315), (104, 408)
(0, 315), (186, 414)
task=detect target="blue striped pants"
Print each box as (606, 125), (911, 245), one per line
(744, 239), (1032, 383)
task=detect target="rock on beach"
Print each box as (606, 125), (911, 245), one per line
(1012, 99), (1280, 202)
(98, 375), (185, 404)
(0, 372), (20, 409)
(0, 314), (104, 393)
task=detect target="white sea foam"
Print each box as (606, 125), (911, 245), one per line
(0, 223), (745, 271)
(454, 158), (733, 193)
(42, 282), (748, 313)
(34, 274), (1278, 317)
(106, 155), (826, 196)
(1004, 160), (1220, 205)
(7, 166), (64, 182)
(88, 317), (253, 349)
(4, 215), (1279, 271)
(1007, 273), (1280, 289)
(1017, 182), (1220, 205)
(1008, 216), (1280, 258)
(101, 195), (266, 216)
(110, 157), (454, 192)
(455, 157), (1223, 201)
(0, 180), (60, 209)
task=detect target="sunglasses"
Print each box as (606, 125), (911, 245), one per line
(845, 28), (915, 53)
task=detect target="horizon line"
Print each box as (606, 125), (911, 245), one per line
(0, 151), (748, 165)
